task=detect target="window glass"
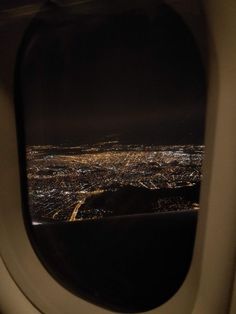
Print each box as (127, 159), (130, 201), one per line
(16, 1), (207, 312)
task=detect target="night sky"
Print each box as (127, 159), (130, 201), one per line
(19, 3), (206, 145)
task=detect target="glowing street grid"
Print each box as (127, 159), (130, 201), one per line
(26, 142), (204, 223)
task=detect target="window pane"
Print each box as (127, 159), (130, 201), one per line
(17, 1), (207, 312)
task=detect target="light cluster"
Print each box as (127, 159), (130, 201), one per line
(26, 143), (204, 223)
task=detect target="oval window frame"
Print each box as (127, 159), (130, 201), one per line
(1, 1), (236, 313)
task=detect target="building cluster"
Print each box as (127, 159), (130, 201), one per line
(26, 143), (204, 222)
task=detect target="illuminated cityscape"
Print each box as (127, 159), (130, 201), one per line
(26, 142), (204, 223)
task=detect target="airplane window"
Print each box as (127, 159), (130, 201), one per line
(16, 1), (207, 312)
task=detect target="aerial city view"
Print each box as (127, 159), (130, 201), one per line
(18, 3), (208, 311)
(22, 6), (206, 227)
(26, 141), (204, 223)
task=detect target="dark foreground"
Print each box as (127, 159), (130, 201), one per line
(31, 210), (197, 312)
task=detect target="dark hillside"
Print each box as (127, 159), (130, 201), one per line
(79, 183), (200, 217)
